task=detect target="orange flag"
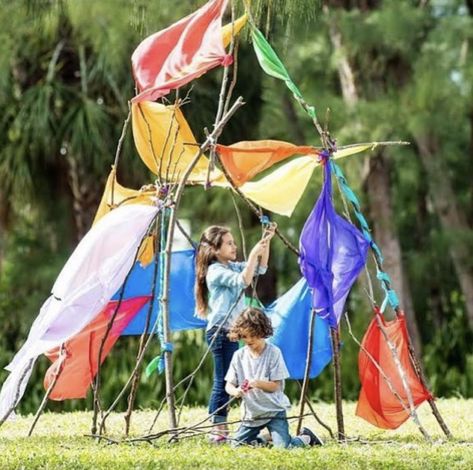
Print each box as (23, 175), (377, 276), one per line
(356, 312), (431, 429)
(216, 140), (319, 186)
(44, 296), (150, 400)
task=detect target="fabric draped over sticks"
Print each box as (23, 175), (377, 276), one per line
(237, 156), (319, 217)
(96, 157), (312, 217)
(216, 140), (380, 188)
(131, 0), (246, 103)
(121, 250), (206, 335)
(266, 278), (332, 379)
(44, 296), (150, 400)
(215, 140), (318, 186)
(299, 160), (369, 327)
(131, 101), (224, 184)
(356, 313), (432, 429)
(123, 272), (332, 379)
(42, 250), (203, 399)
(0, 204), (159, 420)
(93, 168), (156, 224)
(93, 170), (158, 266)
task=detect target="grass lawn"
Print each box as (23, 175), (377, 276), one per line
(0, 398), (472, 469)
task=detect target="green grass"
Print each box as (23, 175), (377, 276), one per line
(1, 398), (472, 469)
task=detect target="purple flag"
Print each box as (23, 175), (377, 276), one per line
(299, 160), (369, 327)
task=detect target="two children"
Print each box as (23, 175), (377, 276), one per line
(195, 224), (322, 448)
(195, 225), (275, 440)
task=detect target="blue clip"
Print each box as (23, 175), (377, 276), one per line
(260, 215), (270, 226)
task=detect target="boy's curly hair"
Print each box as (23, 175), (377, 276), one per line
(228, 307), (273, 341)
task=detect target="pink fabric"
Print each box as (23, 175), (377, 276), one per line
(131, 0), (229, 103)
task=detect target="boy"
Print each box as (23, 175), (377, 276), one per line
(225, 308), (323, 448)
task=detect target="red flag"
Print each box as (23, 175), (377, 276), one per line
(131, 0), (231, 103)
(356, 312), (431, 429)
(44, 296), (150, 400)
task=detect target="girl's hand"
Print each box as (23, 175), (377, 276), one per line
(262, 222), (277, 241)
(249, 239), (268, 258)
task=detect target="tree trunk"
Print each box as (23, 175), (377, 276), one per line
(0, 190), (9, 277)
(66, 154), (102, 241)
(281, 90), (307, 144)
(416, 134), (473, 330)
(326, 10), (423, 351)
(365, 153), (423, 353)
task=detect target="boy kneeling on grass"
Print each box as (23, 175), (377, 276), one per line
(225, 307), (323, 448)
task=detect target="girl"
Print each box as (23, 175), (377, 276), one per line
(195, 224), (276, 441)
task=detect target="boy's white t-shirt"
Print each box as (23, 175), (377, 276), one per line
(225, 342), (291, 427)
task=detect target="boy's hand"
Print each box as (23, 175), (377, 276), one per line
(247, 380), (259, 390)
(241, 379), (252, 393)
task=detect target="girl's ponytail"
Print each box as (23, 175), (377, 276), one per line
(195, 225), (230, 317)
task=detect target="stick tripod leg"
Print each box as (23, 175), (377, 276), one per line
(330, 327), (345, 441)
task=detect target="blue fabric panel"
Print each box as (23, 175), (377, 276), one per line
(266, 278), (332, 379)
(118, 249), (206, 335)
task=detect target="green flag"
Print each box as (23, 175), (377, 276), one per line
(250, 26), (317, 120)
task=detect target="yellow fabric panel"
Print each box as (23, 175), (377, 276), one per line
(93, 169), (157, 265)
(132, 101), (224, 184)
(221, 14), (247, 47)
(239, 156), (319, 217)
(137, 235), (156, 268)
(93, 168), (156, 225)
(333, 144), (373, 160)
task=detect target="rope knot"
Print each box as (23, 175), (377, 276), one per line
(318, 149), (331, 165)
(220, 54), (234, 67)
(259, 215), (270, 226)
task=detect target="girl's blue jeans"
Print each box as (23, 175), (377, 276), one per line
(233, 411), (305, 448)
(206, 327), (239, 424)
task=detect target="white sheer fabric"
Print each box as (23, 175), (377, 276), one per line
(0, 204), (159, 420)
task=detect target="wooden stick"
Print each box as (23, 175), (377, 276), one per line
(344, 312), (431, 440)
(99, 98), (246, 433)
(296, 308), (316, 435)
(330, 326), (345, 441)
(215, 152), (300, 255)
(91, 218), (155, 436)
(152, 97), (247, 433)
(111, 105), (132, 206)
(124, 219), (160, 436)
(27, 345), (66, 436)
(173, 290), (245, 427)
(373, 313), (431, 441)
(204, 0), (237, 187)
(302, 393), (334, 439)
(331, 150), (449, 439)
(231, 191), (247, 260)
(0, 358), (35, 427)
(404, 333), (452, 438)
(175, 218), (196, 249)
(160, 207), (178, 432)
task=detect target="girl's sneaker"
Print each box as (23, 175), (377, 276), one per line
(208, 433), (227, 444)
